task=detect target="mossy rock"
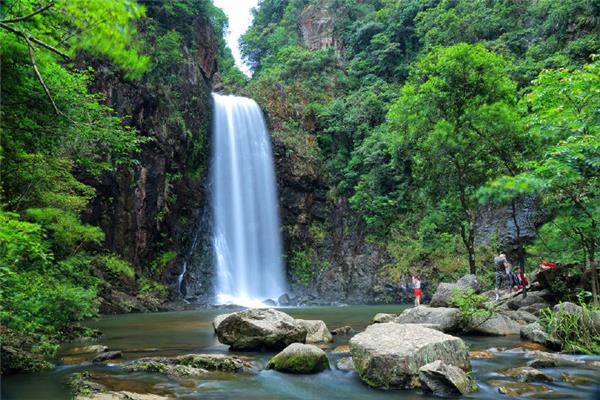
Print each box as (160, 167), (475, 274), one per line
(267, 343), (329, 374)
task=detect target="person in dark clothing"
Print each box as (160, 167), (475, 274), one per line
(505, 263), (520, 293)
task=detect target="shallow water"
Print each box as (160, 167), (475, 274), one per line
(2, 305), (599, 399)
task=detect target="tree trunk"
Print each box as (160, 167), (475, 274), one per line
(589, 240), (598, 305)
(511, 200), (527, 298)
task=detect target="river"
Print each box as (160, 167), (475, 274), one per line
(2, 305), (599, 399)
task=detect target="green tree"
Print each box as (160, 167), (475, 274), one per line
(386, 43), (523, 274)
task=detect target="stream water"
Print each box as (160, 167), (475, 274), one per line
(2, 305), (599, 399)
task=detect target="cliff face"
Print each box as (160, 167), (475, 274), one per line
(84, 10), (218, 297)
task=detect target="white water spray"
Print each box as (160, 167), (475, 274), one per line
(211, 93), (287, 307)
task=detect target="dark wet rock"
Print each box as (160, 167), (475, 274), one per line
(215, 308), (307, 351)
(92, 351), (122, 363)
(336, 356), (355, 371)
(350, 323), (470, 389)
(501, 366), (553, 382)
(331, 326), (355, 335)
(394, 306), (460, 332)
(430, 275), (480, 307)
(528, 358), (558, 369)
(520, 322), (561, 348)
(373, 313), (397, 323)
(297, 319), (333, 343)
(267, 343), (329, 374)
(277, 293), (291, 306)
(419, 360), (477, 396)
(560, 372), (596, 385)
(469, 312), (523, 335)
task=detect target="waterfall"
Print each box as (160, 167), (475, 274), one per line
(211, 93), (287, 307)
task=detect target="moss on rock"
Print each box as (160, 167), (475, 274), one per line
(267, 343), (329, 374)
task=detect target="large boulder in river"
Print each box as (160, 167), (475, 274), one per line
(349, 323), (470, 389)
(267, 343), (329, 374)
(419, 360), (477, 396)
(394, 306), (460, 332)
(212, 313), (232, 332)
(430, 275), (480, 307)
(468, 312), (523, 335)
(296, 319), (333, 343)
(215, 309), (307, 351)
(520, 322), (561, 349)
(507, 292), (549, 310)
(373, 313), (397, 323)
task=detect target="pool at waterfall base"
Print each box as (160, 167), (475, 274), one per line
(2, 305), (599, 399)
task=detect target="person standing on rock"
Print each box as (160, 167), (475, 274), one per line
(494, 252), (508, 301)
(412, 273), (422, 306)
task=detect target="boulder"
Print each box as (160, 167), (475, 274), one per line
(296, 319), (333, 343)
(430, 275), (480, 307)
(212, 313), (232, 333)
(277, 293), (291, 306)
(373, 313), (397, 323)
(552, 302), (582, 315)
(215, 309), (307, 351)
(350, 323), (470, 389)
(92, 351), (122, 363)
(501, 366), (553, 382)
(394, 306), (461, 332)
(507, 293), (548, 310)
(331, 326), (355, 335)
(336, 357), (355, 371)
(518, 302), (551, 316)
(520, 322), (561, 348)
(266, 343), (329, 374)
(469, 313), (523, 335)
(419, 360), (477, 396)
(127, 361), (207, 377)
(504, 310), (538, 324)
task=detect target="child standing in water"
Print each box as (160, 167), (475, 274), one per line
(412, 273), (422, 306)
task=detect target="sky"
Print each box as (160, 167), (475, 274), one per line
(212, 0), (259, 76)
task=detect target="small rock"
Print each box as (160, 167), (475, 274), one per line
(267, 343), (329, 374)
(72, 345), (109, 354)
(520, 322), (561, 348)
(336, 356), (355, 371)
(92, 351), (122, 363)
(419, 360), (477, 396)
(331, 326), (355, 335)
(488, 380), (551, 397)
(520, 342), (548, 351)
(528, 358), (557, 369)
(586, 360), (600, 368)
(331, 345), (350, 354)
(469, 351), (495, 358)
(296, 319), (333, 343)
(501, 366), (553, 382)
(560, 372), (595, 385)
(127, 361), (207, 377)
(373, 313), (397, 323)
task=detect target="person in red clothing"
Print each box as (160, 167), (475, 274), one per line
(538, 261), (558, 272)
(412, 273), (422, 306)
(517, 270), (529, 289)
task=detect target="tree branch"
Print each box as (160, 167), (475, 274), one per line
(1, 3), (55, 23)
(0, 21), (70, 60)
(24, 35), (61, 115)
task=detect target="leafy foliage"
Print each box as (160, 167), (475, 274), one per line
(450, 287), (496, 331)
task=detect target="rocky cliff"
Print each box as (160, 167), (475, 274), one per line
(83, 6), (219, 300)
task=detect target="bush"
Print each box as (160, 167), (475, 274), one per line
(450, 288), (497, 331)
(539, 296), (600, 354)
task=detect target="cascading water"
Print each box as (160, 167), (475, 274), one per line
(211, 93), (287, 307)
